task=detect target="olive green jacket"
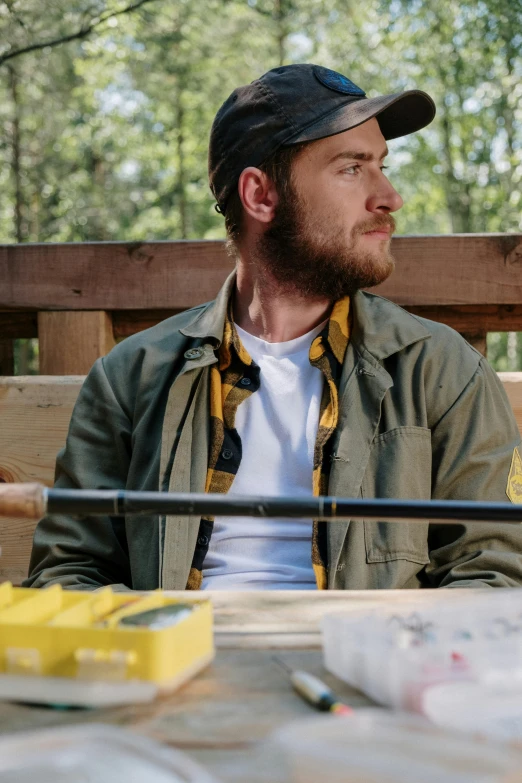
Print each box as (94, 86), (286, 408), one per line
(25, 272), (522, 591)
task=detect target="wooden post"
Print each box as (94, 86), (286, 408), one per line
(38, 311), (115, 374)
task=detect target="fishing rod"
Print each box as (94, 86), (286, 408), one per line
(1, 483), (521, 524)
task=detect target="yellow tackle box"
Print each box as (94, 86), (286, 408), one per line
(0, 583), (214, 706)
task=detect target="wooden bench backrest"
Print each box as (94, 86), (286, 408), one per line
(2, 234), (522, 374)
(1, 374), (522, 585)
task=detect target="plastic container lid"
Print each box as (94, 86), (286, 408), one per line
(422, 681), (522, 743)
(273, 709), (522, 783)
(0, 724), (220, 783)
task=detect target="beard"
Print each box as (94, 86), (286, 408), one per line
(255, 186), (396, 300)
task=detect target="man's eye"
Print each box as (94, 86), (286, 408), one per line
(343, 165), (361, 175)
(381, 165), (389, 171)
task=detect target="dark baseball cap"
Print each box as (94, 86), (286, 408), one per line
(209, 63), (436, 213)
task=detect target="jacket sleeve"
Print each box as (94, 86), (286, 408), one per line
(426, 356), (522, 588)
(23, 357), (132, 590)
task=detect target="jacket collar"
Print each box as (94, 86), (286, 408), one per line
(180, 270), (431, 360)
(350, 289), (431, 361)
(180, 270), (236, 345)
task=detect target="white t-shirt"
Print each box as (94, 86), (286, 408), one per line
(201, 320), (327, 590)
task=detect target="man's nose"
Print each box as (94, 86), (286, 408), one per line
(366, 173), (403, 214)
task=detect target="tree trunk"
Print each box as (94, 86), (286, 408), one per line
(499, 26), (517, 211)
(175, 82), (188, 239)
(274, 0), (286, 66)
(432, 8), (472, 234)
(7, 65), (23, 243)
(439, 109), (471, 233)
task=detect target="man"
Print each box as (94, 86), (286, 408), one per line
(25, 64), (522, 591)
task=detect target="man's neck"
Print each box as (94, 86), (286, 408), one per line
(233, 256), (333, 343)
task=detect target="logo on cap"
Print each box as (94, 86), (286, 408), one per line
(313, 66), (365, 97)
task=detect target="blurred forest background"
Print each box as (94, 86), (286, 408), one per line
(1, 0), (521, 371)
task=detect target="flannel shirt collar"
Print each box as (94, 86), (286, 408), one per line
(217, 291), (351, 370)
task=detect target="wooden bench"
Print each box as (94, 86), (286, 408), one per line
(1, 234), (522, 373)
(1, 373), (521, 585)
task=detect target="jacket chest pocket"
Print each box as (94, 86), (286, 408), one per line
(362, 427), (431, 565)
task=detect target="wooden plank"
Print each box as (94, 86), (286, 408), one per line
(1, 235), (521, 310)
(0, 376), (82, 483)
(0, 241), (233, 311)
(0, 376), (83, 583)
(0, 311), (37, 339)
(0, 309), (180, 342)
(111, 304), (522, 341)
(112, 309), (180, 338)
(407, 304), (522, 333)
(378, 233), (522, 306)
(3, 303), (522, 346)
(4, 305), (522, 342)
(208, 588), (452, 648)
(38, 311), (115, 374)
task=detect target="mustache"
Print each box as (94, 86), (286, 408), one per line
(353, 215), (396, 236)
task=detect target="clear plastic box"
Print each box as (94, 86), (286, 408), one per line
(321, 592), (522, 712)
(0, 724), (219, 783)
(273, 710), (522, 783)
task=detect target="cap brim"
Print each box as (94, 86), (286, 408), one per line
(284, 90), (436, 144)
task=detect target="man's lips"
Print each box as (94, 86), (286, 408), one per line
(363, 227), (392, 239)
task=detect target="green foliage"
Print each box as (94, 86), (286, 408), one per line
(1, 0), (521, 367)
(2, 0), (521, 240)
(488, 331), (522, 372)
(13, 338), (38, 375)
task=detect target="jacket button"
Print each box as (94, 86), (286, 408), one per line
(221, 449), (233, 460)
(184, 347), (204, 360)
(197, 535), (209, 546)
(240, 377), (251, 386)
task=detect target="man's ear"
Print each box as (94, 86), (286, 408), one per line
(238, 167), (278, 224)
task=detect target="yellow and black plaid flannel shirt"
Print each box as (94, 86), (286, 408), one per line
(186, 296), (351, 590)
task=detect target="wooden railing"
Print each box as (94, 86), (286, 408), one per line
(1, 233), (522, 583)
(1, 234), (522, 374)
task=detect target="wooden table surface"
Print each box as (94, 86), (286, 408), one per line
(0, 590), (493, 782)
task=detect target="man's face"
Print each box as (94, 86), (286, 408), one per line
(256, 117), (404, 300)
